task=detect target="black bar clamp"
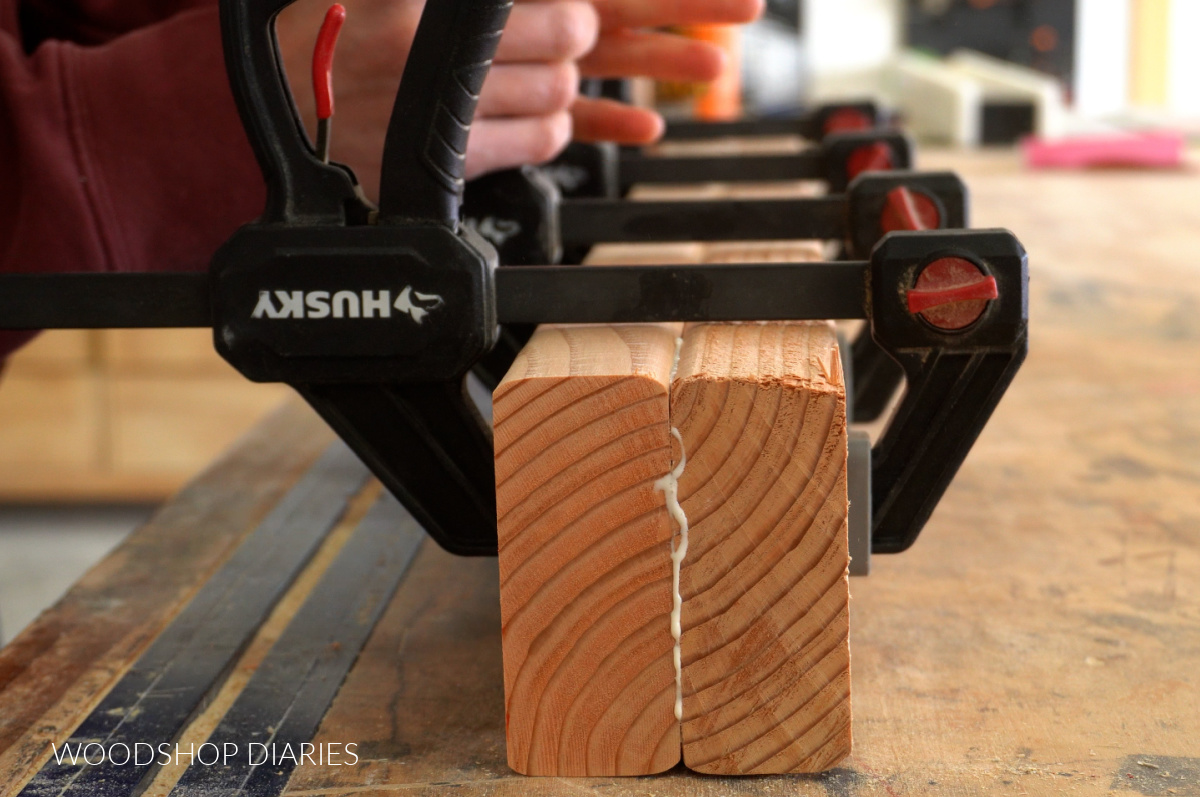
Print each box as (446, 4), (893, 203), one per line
(545, 129), (913, 200)
(0, 0), (1029, 563)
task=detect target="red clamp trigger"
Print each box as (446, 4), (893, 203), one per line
(313, 4), (346, 163)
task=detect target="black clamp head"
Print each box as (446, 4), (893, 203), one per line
(462, 167), (562, 265)
(867, 229), (1029, 554)
(846, 171), (969, 259)
(540, 141), (621, 200)
(870, 228), (1027, 349)
(212, 0), (511, 384)
(808, 101), (880, 139)
(823, 130), (913, 192)
(212, 225), (498, 383)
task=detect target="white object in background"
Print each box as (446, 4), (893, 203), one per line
(947, 50), (1068, 138)
(803, 0), (902, 98)
(1075, 0), (1132, 118)
(1167, 1), (1200, 115)
(742, 17), (807, 111)
(882, 52), (983, 146)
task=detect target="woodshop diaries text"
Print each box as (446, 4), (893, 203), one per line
(49, 741), (359, 767)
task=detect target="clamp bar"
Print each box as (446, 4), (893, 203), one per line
(618, 151), (822, 186)
(0, 261), (868, 332)
(548, 131), (912, 199)
(558, 196), (847, 245)
(665, 116), (814, 140)
(495, 261), (868, 325)
(664, 101), (880, 142)
(0, 273), (211, 328)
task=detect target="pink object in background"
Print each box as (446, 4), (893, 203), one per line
(1022, 131), (1187, 170)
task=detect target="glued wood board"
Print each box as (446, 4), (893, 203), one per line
(674, 322), (850, 775)
(490, 318), (850, 776)
(492, 324), (681, 776)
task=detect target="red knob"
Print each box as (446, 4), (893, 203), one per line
(881, 186), (941, 232)
(847, 142), (894, 181)
(823, 108), (873, 136)
(907, 257), (998, 330)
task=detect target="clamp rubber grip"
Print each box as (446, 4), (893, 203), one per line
(378, 0), (514, 226)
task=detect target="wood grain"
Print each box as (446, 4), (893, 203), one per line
(492, 324), (681, 776)
(673, 321), (851, 775)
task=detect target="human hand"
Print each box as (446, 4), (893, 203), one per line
(275, 0), (763, 195)
(569, 0), (764, 143)
(277, 0), (598, 198)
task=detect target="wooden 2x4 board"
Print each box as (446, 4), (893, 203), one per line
(492, 319), (851, 776)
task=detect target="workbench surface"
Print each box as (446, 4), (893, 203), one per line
(1, 149), (1198, 796)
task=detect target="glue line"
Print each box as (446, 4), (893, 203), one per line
(655, 428), (688, 722)
(655, 336), (689, 722)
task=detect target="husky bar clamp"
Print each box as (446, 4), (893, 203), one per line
(0, 0), (1028, 561)
(664, 101), (881, 142)
(462, 168), (968, 421)
(463, 168), (968, 266)
(547, 129), (912, 200)
(579, 80), (881, 142)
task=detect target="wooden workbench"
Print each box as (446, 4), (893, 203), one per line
(1, 149), (1198, 796)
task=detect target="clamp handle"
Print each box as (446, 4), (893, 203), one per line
(378, 0), (514, 226)
(219, 0), (364, 224)
(220, 0), (512, 226)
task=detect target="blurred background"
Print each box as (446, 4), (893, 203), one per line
(1, 0), (1194, 645)
(713, 0), (1198, 138)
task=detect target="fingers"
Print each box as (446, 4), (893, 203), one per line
(497, 0), (599, 63)
(580, 29), (726, 83)
(571, 97), (664, 145)
(479, 62), (580, 117)
(466, 111), (574, 179)
(588, 0), (763, 30)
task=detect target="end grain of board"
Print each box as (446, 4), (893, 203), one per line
(673, 321), (851, 775)
(493, 324), (682, 776)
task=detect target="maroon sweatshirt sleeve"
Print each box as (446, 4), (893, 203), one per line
(0, 4), (265, 357)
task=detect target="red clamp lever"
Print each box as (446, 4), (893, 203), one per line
(846, 141), (894, 181)
(881, 185), (941, 233)
(907, 257), (999, 330)
(823, 108), (873, 136)
(312, 3), (346, 162)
